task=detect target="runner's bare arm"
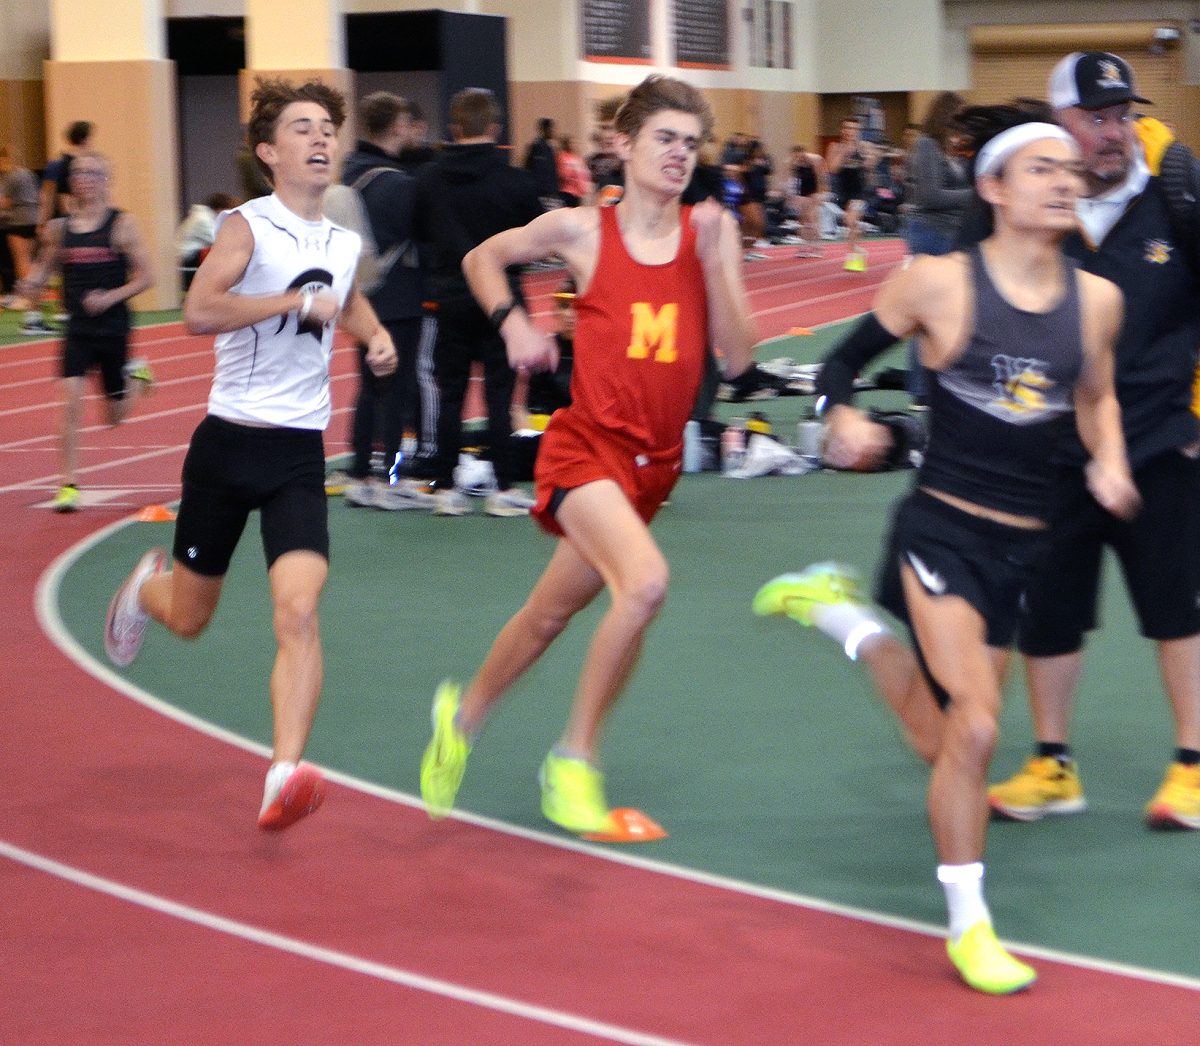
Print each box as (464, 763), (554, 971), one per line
(692, 199), (755, 378)
(184, 213), (322, 335)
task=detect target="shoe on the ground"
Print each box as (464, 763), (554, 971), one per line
(50, 484), (81, 513)
(987, 756), (1086, 822)
(946, 922), (1036, 995)
(20, 313), (55, 336)
(539, 752), (611, 834)
(752, 562), (865, 626)
(257, 762), (325, 831)
(1145, 762), (1200, 830)
(392, 478), (436, 506)
(375, 483), (435, 511)
(343, 480), (378, 508)
(104, 547), (167, 667)
(485, 488), (535, 517)
(843, 251), (868, 273)
(420, 680), (472, 818)
(743, 250), (769, 261)
(123, 357), (154, 388)
(433, 488), (472, 516)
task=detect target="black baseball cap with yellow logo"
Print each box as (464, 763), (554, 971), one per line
(1048, 51), (1152, 110)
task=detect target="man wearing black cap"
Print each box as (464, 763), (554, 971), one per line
(989, 51), (1200, 831)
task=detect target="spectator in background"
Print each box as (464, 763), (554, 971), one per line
(396, 101), (438, 173)
(176, 192), (236, 291)
(740, 139), (773, 260)
(524, 116), (561, 209)
(905, 92), (971, 258)
(871, 151), (907, 234)
(38, 120), (93, 226)
(413, 88), (543, 517)
(586, 121), (624, 195)
(523, 278), (575, 418)
(339, 91), (437, 512)
(904, 91), (971, 405)
(0, 146), (39, 309)
(556, 136), (593, 207)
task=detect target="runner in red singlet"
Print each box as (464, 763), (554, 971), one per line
(419, 75), (755, 839)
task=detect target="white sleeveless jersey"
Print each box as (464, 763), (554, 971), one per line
(207, 194), (360, 429)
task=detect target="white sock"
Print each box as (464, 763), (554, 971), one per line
(937, 862), (991, 941)
(809, 602), (889, 660)
(261, 761), (296, 813)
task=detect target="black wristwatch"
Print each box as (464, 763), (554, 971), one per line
(489, 301), (519, 330)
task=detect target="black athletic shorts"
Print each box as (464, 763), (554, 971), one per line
(173, 415), (329, 577)
(62, 333), (128, 397)
(1017, 452), (1200, 656)
(876, 488), (1048, 649)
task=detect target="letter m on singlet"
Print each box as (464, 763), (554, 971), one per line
(627, 302), (678, 363)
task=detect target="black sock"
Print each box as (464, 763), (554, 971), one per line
(1174, 748), (1200, 767)
(1036, 742), (1071, 762)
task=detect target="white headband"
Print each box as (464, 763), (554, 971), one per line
(974, 122), (1076, 182)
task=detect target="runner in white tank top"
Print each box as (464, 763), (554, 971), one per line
(103, 80), (397, 834)
(209, 193), (360, 428)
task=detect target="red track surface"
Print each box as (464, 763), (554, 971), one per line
(3, 243), (1197, 1043)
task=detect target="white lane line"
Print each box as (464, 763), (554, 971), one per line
(0, 839), (696, 1046)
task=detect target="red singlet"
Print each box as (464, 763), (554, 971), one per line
(532, 205), (709, 535)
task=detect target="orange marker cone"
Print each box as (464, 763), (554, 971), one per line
(581, 808), (669, 843)
(136, 504), (176, 522)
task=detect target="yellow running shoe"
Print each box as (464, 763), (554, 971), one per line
(1145, 762), (1200, 830)
(539, 752), (611, 834)
(987, 756), (1086, 822)
(50, 484), (81, 513)
(419, 680), (472, 819)
(843, 251), (867, 273)
(947, 922), (1037, 995)
(752, 562), (865, 626)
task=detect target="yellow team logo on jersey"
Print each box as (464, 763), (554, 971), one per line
(991, 356), (1052, 414)
(627, 302), (678, 363)
(1144, 239), (1172, 265)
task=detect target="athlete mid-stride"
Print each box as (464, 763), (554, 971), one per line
(419, 75), (755, 841)
(754, 112), (1139, 994)
(103, 78), (397, 832)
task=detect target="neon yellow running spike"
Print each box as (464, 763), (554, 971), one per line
(752, 562), (864, 626)
(419, 680), (471, 819)
(946, 922), (1037, 995)
(843, 251), (867, 272)
(50, 485), (81, 513)
(539, 752), (611, 834)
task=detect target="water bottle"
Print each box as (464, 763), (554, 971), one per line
(682, 420), (702, 473)
(797, 420), (824, 458)
(722, 418), (747, 474)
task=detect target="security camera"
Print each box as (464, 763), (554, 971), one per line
(1153, 26), (1181, 42)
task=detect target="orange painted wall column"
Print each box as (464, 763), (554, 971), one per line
(241, 0), (354, 143)
(44, 0), (179, 309)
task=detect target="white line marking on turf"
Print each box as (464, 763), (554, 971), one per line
(0, 839), (695, 1046)
(33, 519), (1200, 997)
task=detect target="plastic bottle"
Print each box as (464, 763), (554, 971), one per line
(683, 419), (702, 473)
(722, 418), (747, 474)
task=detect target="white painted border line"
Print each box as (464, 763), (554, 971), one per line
(0, 839), (695, 1046)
